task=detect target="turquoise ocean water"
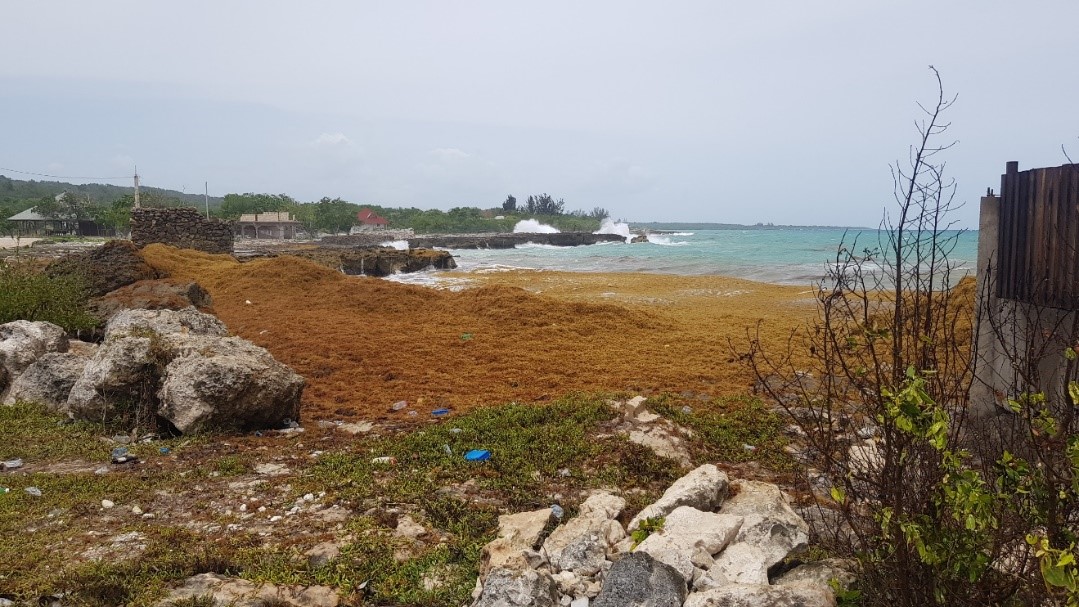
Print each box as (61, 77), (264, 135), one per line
(429, 227), (979, 287)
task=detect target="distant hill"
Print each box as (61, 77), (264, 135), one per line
(0, 174), (224, 213)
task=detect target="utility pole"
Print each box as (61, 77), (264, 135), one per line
(133, 166), (140, 209)
(204, 181), (209, 219)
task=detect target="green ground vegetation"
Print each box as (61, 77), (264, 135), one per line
(0, 258), (98, 331)
(0, 393), (789, 606)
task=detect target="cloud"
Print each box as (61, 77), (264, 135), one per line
(310, 132), (353, 148)
(299, 132), (363, 182)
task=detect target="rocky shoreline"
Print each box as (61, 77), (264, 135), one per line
(322, 231), (629, 249)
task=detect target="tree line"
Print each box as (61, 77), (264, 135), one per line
(1, 174), (613, 237)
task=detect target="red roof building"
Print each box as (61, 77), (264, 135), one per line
(356, 208), (389, 228)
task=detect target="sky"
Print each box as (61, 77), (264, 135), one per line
(2, 1), (1077, 228)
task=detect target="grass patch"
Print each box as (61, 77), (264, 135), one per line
(0, 393), (789, 606)
(0, 401), (111, 463)
(650, 393), (795, 471)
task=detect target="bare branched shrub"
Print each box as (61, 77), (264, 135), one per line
(743, 67), (1047, 606)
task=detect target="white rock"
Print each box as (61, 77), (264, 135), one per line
(395, 514), (426, 539)
(848, 440), (884, 477)
(774, 558), (857, 590)
(254, 463), (290, 476)
(0, 320), (68, 390)
(3, 352), (89, 409)
(103, 307), (228, 340)
(635, 534), (697, 582)
(708, 542), (770, 585)
(544, 492), (625, 576)
(717, 480), (809, 569)
(482, 508), (552, 574)
(683, 581), (835, 607)
(101, 499), (115, 509)
(628, 465), (729, 531)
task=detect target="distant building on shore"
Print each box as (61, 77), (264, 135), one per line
(235, 211), (301, 239)
(356, 208), (389, 231)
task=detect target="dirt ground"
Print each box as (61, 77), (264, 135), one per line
(0, 236), (40, 249)
(140, 244), (820, 422)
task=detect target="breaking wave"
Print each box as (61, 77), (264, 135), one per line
(513, 219), (560, 233)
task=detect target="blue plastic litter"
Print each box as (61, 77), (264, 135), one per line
(464, 449), (491, 462)
(159, 447), (170, 455)
(432, 408), (450, 416)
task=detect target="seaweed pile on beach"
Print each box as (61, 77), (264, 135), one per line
(139, 244), (819, 421)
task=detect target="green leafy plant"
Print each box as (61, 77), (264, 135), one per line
(630, 516), (665, 547)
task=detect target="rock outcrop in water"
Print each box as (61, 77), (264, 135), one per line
(322, 232), (627, 249)
(288, 247), (457, 277)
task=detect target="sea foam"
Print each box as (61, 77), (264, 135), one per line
(593, 218), (632, 242)
(513, 219), (560, 233)
(646, 234), (689, 246)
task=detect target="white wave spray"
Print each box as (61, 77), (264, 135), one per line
(380, 240), (410, 250)
(513, 219), (560, 233)
(646, 234), (689, 246)
(593, 218), (632, 242)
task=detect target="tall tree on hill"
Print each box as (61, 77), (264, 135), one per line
(502, 194), (517, 212)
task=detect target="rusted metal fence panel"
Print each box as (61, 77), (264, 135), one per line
(997, 162), (1079, 309)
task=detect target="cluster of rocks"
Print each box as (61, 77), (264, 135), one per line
(131, 207), (234, 254)
(321, 232), (627, 250)
(0, 308), (304, 434)
(287, 246), (457, 277)
(472, 464), (853, 607)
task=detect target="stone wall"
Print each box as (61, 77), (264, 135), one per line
(131, 208), (234, 254)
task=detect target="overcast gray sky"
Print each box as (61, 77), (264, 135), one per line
(2, 1), (1077, 227)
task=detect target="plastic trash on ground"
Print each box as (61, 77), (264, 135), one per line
(464, 449), (491, 462)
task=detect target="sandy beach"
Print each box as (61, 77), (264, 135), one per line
(141, 245), (820, 422)
(0, 236), (40, 249)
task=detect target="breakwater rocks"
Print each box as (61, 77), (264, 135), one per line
(288, 247), (457, 277)
(131, 207), (235, 254)
(471, 464), (854, 607)
(322, 231), (628, 249)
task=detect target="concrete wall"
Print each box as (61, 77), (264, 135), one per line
(972, 195), (1078, 418)
(130, 207), (234, 254)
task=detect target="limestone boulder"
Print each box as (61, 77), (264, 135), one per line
(717, 480), (809, 570)
(0, 320), (68, 390)
(104, 307), (228, 340)
(592, 552), (687, 607)
(157, 335), (304, 434)
(774, 558), (857, 590)
(65, 307), (304, 434)
(543, 492), (626, 576)
(3, 352), (90, 409)
(683, 581), (835, 607)
(473, 568), (559, 607)
(65, 336), (156, 420)
(707, 542), (771, 586)
(635, 507), (743, 583)
(629, 464), (729, 531)
(482, 508), (553, 574)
